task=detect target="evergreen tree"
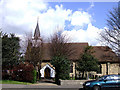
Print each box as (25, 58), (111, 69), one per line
(2, 33), (20, 69)
(50, 31), (74, 84)
(76, 46), (99, 79)
(51, 56), (70, 83)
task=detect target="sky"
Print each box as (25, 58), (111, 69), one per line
(0, 0), (119, 47)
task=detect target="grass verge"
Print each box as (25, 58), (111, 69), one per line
(0, 80), (32, 85)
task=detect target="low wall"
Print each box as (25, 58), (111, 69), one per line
(59, 80), (88, 85)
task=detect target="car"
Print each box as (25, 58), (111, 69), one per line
(83, 74), (120, 90)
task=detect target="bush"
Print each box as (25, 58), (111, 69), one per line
(2, 66), (13, 80)
(32, 70), (37, 83)
(12, 63), (34, 83)
(12, 64), (24, 81)
(70, 77), (76, 80)
(2, 70), (10, 80)
(51, 56), (70, 84)
(24, 64), (34, 82)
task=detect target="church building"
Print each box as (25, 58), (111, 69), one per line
(25, 22), (120, 79)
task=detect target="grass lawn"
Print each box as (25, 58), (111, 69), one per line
(0, 80), (32, 85)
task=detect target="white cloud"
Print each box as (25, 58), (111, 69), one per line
(38, 5), (72, 38)
(87, 2), (94, 11)
(62, 23), (104, 46)
(0, 0), (104, 46)
(0, 0), (48, 34)
(0, 0), (72, 39)
(70, 10), (91, 26)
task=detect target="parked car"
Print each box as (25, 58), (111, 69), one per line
(83, 74), (120, 90)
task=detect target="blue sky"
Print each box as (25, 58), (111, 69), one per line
(49, 2), (118, 29)
(0, 0), (119, 46)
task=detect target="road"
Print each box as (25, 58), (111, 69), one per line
(1, 83), (83, 90)
(1, 84), (120, 90)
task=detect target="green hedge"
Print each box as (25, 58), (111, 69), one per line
(32, 69), (37, 83)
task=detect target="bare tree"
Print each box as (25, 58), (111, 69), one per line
(20, 32), (33, 56)
(49, 31), (75, 58)
(24, 32), (43, 80)
(100, 4), (120, 56)
(49, 30), (76, 83)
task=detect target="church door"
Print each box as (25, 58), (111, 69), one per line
(44, 67), (50, 79)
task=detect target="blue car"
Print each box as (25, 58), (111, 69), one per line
(83, 74), (120, 90)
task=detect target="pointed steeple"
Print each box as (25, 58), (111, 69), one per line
(34, 19), (40, 40)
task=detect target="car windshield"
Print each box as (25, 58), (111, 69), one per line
(97, 76), (107, 81)
(97, 75), (120, 81)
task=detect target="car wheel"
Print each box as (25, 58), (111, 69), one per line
(93, 86), (100, 90)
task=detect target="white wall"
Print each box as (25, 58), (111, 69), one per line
(40, 64), (55, 78)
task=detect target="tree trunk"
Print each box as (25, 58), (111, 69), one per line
(87, 72), (89, 80)
(82, 71), (84, 79)
(75, 64), (77, 79)
(79, 72), (81, 79)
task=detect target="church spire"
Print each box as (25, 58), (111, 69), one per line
(34, 18), (40, 40)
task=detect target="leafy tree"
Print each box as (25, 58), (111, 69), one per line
(2, 33), (20, 69)
(100, 3), (120, 55)
(76, 46), (99, 79)
(51, 56), (70, 83)
(50, 31), (74, 84)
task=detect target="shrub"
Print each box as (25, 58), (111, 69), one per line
(2, 70), (10, 80)
(24, 64), (34, 82)
(12, 63), (34, 82)
(12, 64), (25, 81)
(2, 66), (13, 80)
(32, 70), (37, 83)
(51, 56), (70, 84)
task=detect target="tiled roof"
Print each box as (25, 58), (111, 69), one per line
(92, 46), (119, 62)
(41, 43), (118, 62)
(41, 43), (89, 60)
(26, 43), (118, 63)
